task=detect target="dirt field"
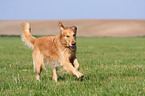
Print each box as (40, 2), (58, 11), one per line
(0, 19), (145, 37)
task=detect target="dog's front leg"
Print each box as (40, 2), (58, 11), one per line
(73, 58), (79, 70)
(62, 59), (83, 78)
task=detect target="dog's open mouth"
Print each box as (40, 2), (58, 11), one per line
(70, 45), (76, 50)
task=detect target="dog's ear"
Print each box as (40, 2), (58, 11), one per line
(58, 22), (64, 30)
(72, 26), (77, 33)
(72, 26), (77, 30)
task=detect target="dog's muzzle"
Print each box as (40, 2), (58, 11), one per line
(70, 42), (76, 50)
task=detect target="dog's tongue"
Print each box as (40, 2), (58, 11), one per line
(72, 45), (75, 48)
(70, 45), (76, 49)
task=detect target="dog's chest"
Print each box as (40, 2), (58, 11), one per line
(62, 49), (75, 60)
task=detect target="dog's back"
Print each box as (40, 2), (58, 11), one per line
(34, 35), (60, 61)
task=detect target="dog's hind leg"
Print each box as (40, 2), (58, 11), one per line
(52, 67), (57, 82)
(33, 49), (43, 81)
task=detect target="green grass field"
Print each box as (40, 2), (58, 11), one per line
(0, 36), (145, 96)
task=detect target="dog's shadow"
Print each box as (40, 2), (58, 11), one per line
(57, 76), (66, 81)
(57, 75), (89, 82)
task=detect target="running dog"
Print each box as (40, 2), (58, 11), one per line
(21, 22), (83, 82)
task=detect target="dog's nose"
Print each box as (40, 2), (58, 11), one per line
(72, 42), (76, 45)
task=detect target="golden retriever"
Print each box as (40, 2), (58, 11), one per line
(21, 22), (83, 82)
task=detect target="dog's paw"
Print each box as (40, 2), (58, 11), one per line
(76, 72), (84, 78)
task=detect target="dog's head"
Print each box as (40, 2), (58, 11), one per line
(59, 22), (77, 50)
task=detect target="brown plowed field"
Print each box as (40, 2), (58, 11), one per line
(0, 19), (145, 37)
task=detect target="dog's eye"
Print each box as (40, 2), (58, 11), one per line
(66, 36), (70, 37)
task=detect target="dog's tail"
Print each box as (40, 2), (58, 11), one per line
(21, 23), (36, 49)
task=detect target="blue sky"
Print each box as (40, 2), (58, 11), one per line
(0, 0), (145, 20)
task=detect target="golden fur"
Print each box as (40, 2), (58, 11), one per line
(21, 22), (83, 82)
